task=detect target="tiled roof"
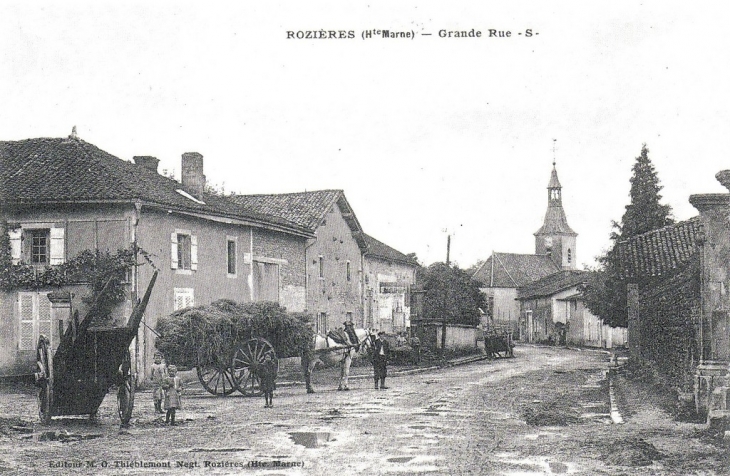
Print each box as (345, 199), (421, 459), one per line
(472, 252), (560, 288)
(0, 137), (310, 235)
(616, 217), (700, 279)
(517, 270), (587, 300)
(363, 234), (418, 267)
(227, 190), (342, 231)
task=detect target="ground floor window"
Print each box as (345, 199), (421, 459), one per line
(174, 288), (195, 311)
(18, 292), (52, 351)
(317, 312), (327, 334)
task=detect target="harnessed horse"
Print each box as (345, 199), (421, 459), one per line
(302, 327), (373, 393)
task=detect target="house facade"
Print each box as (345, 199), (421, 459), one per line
(362, 234), (419, 334)
(0, 135), (311, 378)
(616, 170), (730, 422)
(228, 193), (419, 333)
(517, 270), (627, 347)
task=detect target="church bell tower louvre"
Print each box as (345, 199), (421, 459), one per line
(534, 153), (578, 270)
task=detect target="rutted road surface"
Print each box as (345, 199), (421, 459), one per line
(1, 345), (717, 475)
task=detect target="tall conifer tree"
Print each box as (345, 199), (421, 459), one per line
(582, 144), (674, 327)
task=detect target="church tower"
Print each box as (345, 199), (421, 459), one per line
(534, 160), (577, 269)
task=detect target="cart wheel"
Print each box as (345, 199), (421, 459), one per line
(231, 338), (277, 397)
(196, 352), (237, 396)
(117, 350), (135, 425)
(35, 335), (53, 424)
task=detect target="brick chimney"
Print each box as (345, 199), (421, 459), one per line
(133, 156), (160, 173)
(181, 152), (206, 198)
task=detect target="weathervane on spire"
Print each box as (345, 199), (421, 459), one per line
(552, 139), (557, 167)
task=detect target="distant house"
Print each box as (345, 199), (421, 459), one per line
(517, 270), (627, 347)
(229, 190), (366, 333)
(0, 134), (312, 378)
(228, 192), (419, 332)
(472, 252), (559, 334)
(362, 233), (419, 334)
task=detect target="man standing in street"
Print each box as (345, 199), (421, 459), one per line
(372, 330), (390, 390)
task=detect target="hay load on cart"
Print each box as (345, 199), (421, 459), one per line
(155, 301), (313, 396)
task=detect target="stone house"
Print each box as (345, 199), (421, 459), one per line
(228, 192), (419, 333)
(472, 252), (558, 334)
(229, 190), (366, 333)
(617, 170), (730, 421)
(517, 270), (627, 347)
(362, 233), (419, 334)
(0, 134), (312, 378)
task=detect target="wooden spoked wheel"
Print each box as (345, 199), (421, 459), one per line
(196, 351), (237, 396)
(35, 336), (53, 424)
(231, 338), (277, 397)
(117, 350), (135, 425)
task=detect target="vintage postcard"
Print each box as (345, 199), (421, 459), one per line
(1, 2), (728, 475)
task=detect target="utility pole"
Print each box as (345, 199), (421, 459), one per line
(442, 232), (451, 355)
(446, 234), (451, 265)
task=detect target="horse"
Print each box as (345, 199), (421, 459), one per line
(301, 327), (373, 393)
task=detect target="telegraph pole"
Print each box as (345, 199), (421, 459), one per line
(442, 232), (451, 355)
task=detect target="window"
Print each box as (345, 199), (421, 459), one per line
(346, 261), (351, 282)
(30, 229), (49, 265)
(18, 292), (52, 351)
(316, 312), (327, 334)
(567, 248), (572, 264)
(171, 231), (197, 271)
(227, 239), (237, 275)
(174, 288), (195, 311)
(318, 256), (324, 278)
(10, 226), (65, 266)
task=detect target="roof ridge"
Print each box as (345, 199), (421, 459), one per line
(493, 253), (518, 287)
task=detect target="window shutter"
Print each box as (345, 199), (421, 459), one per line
(190, 235), (198, 271)
(19, 293), (35, 351)
(49, 227), (65, 265)
(8, 229), (21, 264)
(38, 292), (52, 348)
(170, 233), (179, 269)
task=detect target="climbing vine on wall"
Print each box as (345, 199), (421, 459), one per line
(0, 220), (157, 323)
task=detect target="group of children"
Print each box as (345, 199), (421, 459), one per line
(150, 351), (277, 418)
(150, 352), (183, 425)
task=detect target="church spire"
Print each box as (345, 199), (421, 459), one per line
(534, 142), (577, 269)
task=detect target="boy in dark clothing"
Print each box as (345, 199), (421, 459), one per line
(258, 353), (277, 408)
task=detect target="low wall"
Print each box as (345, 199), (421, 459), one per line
(413, 321), (478, 350)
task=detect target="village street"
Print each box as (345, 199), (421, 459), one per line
(0, 345), (727, 476)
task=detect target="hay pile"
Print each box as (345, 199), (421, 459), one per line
(155, 300), (313, 368)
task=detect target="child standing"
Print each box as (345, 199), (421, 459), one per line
(258, 353), (277, 408)
(162, 365), (183, 425)
(150, 352), (167, 414)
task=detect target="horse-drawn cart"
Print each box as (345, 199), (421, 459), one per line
(483, 325), (515, 359)
(196, 336), (278, 397)
(34, 272), (158, 425)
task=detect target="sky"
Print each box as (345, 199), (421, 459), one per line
(2, 2), (729, 268)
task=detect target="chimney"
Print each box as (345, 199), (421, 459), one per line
(181, 152), (206, 198)
(133, 156), (160, 173)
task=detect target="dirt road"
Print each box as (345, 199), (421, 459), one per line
(0, 345), (726, 475)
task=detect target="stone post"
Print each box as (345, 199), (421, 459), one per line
(627, 283), (640, 360)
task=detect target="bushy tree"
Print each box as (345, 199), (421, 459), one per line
(582, 144), (674, 327)
(420, 262), (486, 326)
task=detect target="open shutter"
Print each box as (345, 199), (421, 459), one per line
(8, 229), (21, 264)
(19, 293), (35, 351)
(170, 233), (179, 269)
(37, 292), (52, 347)
(49, 227), (65, 265)
(190, 235), (198, 271)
